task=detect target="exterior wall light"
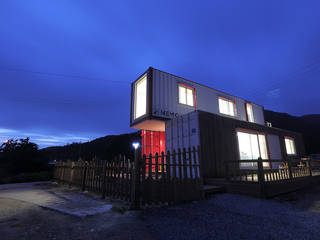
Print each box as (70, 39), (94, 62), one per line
(132, 142), (140, 150)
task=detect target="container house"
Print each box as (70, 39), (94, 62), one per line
(130, 67), (304, 178)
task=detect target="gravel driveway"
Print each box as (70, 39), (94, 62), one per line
(1, 182), (320, 240)
(142, 193), (320, 240)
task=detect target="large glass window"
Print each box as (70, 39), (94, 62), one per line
(285, 137), (296, 155)
(134, 75), (147, 119)
(219, 97), (236, 116)
(179, 84), (194, 107)
(237, 131), (269, 168)
(246, 103), (254, 123)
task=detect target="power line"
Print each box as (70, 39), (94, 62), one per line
(0, 95), (118, 105)
(0, 67), (130, 85)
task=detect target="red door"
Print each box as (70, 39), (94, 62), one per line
(141, 130), (165, 172)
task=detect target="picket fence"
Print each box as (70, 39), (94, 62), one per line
(54, 146), (203, 207)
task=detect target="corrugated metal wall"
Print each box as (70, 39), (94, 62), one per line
(165, 111), (200, 153)
(151, 68), (265, 125)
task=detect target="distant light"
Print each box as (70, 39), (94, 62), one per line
(4, 140), (8, 144)
(132, 142), (140, 150)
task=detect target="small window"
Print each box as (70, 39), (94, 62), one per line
(134, 75), (147, 119)
(246, 103), (254, 123)
(285, 137), (296, 155)
(179, 84), (195, 107)
(219, 97), (236, 116)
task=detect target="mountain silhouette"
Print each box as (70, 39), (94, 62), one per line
(264, 110), (320, 154)
(41, 110), (320, 161)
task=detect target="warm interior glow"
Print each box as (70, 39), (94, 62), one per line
(246, 103), (254, 123)
(179, 85), (194, 106)
(219, 97), (235, 116)
(285, 138), (296, 155)
(131, 119), (165, 131)
(134, 75), (147, 119)
(237, 131), (269, 168)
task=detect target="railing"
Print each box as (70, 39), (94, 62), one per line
(226, 157), (312, 184)
(54, 146), (203, 208)
(225, 157), (313, 197)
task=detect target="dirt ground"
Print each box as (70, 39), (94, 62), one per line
(0, 198), (154, 240)
(0, 183), (152, 240)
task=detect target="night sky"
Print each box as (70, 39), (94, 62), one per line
(0, 1), (319, 148)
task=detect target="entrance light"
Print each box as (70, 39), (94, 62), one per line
(132, 142), (140, 150)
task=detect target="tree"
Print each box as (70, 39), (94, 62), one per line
(0, 138), (49, 174)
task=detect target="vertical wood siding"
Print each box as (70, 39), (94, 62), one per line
(195, 111), (305, 178)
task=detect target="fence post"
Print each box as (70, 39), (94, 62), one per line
(166, 150), (171, 204)
(69, 162), (75, 188)
(257, 157), (266, 198)
(287, 157), (293, 180)
(188, 147), (193, 180)
(101, 161), (107, 199)
(197, 146), (205, 199)
(172, 150), (178, 204)
(61, 162), (65, 184)
(225, 161), (230, 181)
(131, 150), (141, 210)
(307, 157), (312, 177)
(81, 162), (88, 191)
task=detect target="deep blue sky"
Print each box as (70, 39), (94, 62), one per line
(0, 1), (319, 148)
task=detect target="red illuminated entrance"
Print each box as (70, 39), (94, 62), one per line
(141, 130), (165, 172)
(141, 130), (165, 156)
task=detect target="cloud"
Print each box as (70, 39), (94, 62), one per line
(0, 128), (92, 148)
(267, 88), (280, 98)
(0, 128), (17, 134)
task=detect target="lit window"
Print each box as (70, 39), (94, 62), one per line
(237, 131), (269, 168)
(219, 97), (236, 116)
(134, 75), (147, 119)
(246, 103), (254, 123)
(285, 137), (296, 155)
(179, 84), (194, 107)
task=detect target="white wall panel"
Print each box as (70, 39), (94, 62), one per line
(253, 104), (265, 125)
(151, 69), (265, 125)
(165, 111), (200, 153)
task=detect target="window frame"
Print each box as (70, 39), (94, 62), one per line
(218, 96), (237, 117)
(236, 129), (271, 169)
(134, 74), (147, 120)
(178, 83), (196, 107)
(284, 136), (297, 155)
(245, 103), (254, 123)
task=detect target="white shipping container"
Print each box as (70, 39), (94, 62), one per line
(165, 111), (200, 153)
(151, 68), (265, 125)
(130, 67), (266, 131)
(165, 111), (200, 178)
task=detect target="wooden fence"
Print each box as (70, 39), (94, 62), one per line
(225, 157), (313, 197)
(54, 146), (203, 207)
